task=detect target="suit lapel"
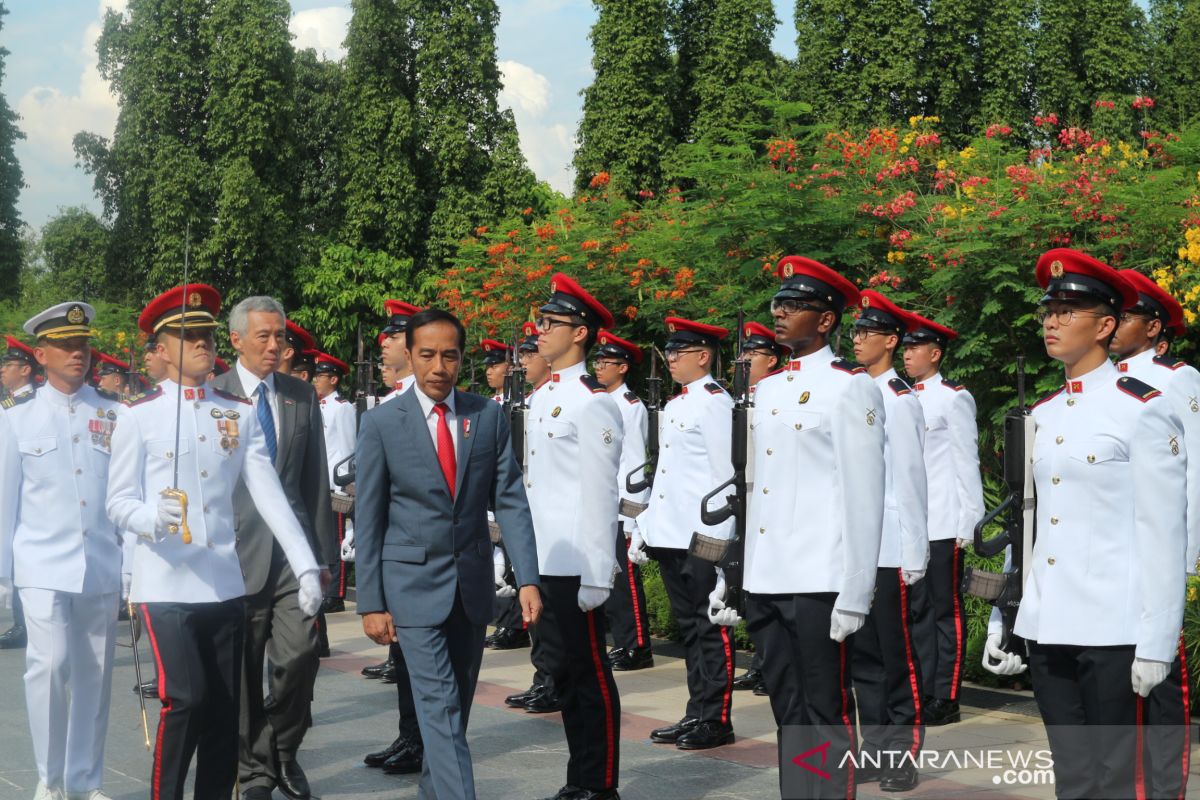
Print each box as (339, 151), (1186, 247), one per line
(454, 390), (479, 506)
(397, 390), (447, 498)
(275, 379), (296, 472)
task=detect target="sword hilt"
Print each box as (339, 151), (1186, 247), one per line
(160, 488), (192, 544)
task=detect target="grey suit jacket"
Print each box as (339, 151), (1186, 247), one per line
(354, 387), (539, 628)
(212, 368), (336, 595)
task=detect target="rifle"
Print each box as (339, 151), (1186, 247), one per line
(962, 356), (1035, 660)
(625, 347), (663, 495)
(507, 326), (527, 469)
(691, 311), (751, 615)
(353, 323), (373, 432)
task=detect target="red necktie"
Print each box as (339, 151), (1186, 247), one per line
(433, 402), (456, 497)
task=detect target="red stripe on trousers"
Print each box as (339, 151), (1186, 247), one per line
(950, 544), (964, 700)
(838, 640), (855, 799)
(718, 624), (734, 725)
(1136, 695), (1147, 800)
(586, 609), (617, 789)
(897, 570), (923, 756)
(1179, 634), (1191, 800)
(337, 513), (347, 595)
(625, 538), (645, 648)
(140, 605), (172, 800)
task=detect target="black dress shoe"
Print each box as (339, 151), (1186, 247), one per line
(364, 735), (410, 768)
(322, 597), (346, 614)
(879, 762), (919, 792)
(537, 786), (583, 800)
(572, 790), (620, 799)
(925, 698), (960, 726)
(490, 627), (531, 650)
(676, 720), (734, 750)
(855, 763), (883, 784)
(606, 647), (627, 664)
(379, 662), (399, 684)
(241, 787), (273, 800)
(133, 679), (158, 699)
(361, 658), (392, 679)
(484, 630), (499, 648)
(524, 688), (564, 713)
(649, 716), (699, 743)
(732, 669), (763, 691)
(381, 742), (423, 774)
(752, 684), (768, 697)
(505, 684), (541, 708)
(0, 624), (26, 649)
(610, 647), (653, 671)
(276, 758), (311, 800)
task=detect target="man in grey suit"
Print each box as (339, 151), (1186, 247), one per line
(213, 297), (336, 800)
(356, 308), (543, 800)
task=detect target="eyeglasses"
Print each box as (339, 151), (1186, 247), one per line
(771, 298), (827, 316)
(666, 349), (706, 361)
(1119, 311), (1154, 324)
(851, 329), (889, 341)
(1035, 308), (1110, 326)
(591, 359), (624, 370)
(536, 316), (582, 332)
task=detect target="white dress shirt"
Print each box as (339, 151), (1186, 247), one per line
(236, 360), (279, 430)
(413, 385), (460, 454)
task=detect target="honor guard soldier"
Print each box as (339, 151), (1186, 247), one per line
(1109, 269), (1199, 799)
(850, 290), (929, 792)
(105, 285), (323, 800)
(592, 330), (654, 672)
(279, 321), (316, 377)
(0, 303), (123, 800)
(730, 321), (787, 695)
(314, 353), (356, 612)
(525, 273), (623, 800)
(93, 353), (130, 398)
(631, 317), (737, 749)
(710, 256), (886, 800)
(982, 249), (1187, 799)
(902, 313), (983, 724)
(481, 339), (511, 403)
(142, 336), (168, 384)
(0, 335), (38, 650)
(360, 298), (424, 779)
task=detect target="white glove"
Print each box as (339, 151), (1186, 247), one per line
(901, 569), (925, 586)
(297, 570), (323, 617)
(577, 585), (610, 612)
(956, 537), (973, 551)
(707, 570), (741, 626)
(627, 527), (649, 566)
(494, 561), (517, 598)
(829, 608), (865, 642)
(121, 573), (132, 603)
(1131, 657), (1170, 697)
(340, 528), (355, 562)
(982, 632), (1027, 676)
(153, 494), (184, 541)
(0, 577), (10, 610)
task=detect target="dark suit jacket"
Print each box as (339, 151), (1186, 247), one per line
(354, 387), (539, 628)
(212, 367), (336, 595)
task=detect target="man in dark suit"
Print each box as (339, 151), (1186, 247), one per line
(213, 296), (336, 800)
(356, 308), (542, 800)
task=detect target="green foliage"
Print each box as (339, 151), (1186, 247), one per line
(27, 208), (112, 304)
(1146, 0), (1200, 131)
(574, 0), (677, 195)
(293, 49), (345, 255)
(0, 2), (23, 303)
(689, 0), (778, 143)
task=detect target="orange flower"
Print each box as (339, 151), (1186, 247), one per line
(589, 172), (611, 189)
(624, 305), (638, 320)
(581, 240), (600, 251)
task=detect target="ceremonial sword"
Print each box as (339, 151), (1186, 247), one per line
(161, 223), (192, 544)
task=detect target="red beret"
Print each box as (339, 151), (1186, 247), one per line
(596, 329), (643, 364)
(213, 356), (231, 375)
(902, 313), (958, 346)
(285, 320), (317, 352)
(481, 338), (512, 365)
(857, 290), (919, 334)
(314, 352), (350, 376)
(1118, 269), (1184, 329)
(3, 335), (36, 364)
(1036, 248), (1137, 310)
(93, 350), (130, 376)
(542, 273), (615, 329)
(138, 284), (221, 335)
(382, 300), (423, 335)
(776, 256), (861, 311)
(664, 316), (728, 350)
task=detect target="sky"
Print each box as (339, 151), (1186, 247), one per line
(3, 0), (798, 231)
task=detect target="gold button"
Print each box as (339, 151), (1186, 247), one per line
(660, 468), (666, 474)
(771, 409), (779, 415)
(531, 449), (536, 455)
(1052, 476), (1061, 485)
(198, 435), (206, 442)
(762, 487), (769, 494)
(80, 500), (86, 507)
(658, 493), (664, 499)
(547, 433), (553, 438)
(1048, 557), (1056, 565)
(33, 448), (41, 454)
(766, 448), (773, 455)
(787, 375), (794, 382)
(664, 444), (669, 448)
(201, 470), (208, 478)
(75, 469), (82, 475)
(73, 435), (80, 443)
(166, 451), (173, 458)
(1087, 455), (1095, 463)
(1055, 436), (1063, 444)
(794, 423), (803, 430)
(1050, 516), (1059, 525)
(759, 527), (765, 534)
(207, 541), (214, 549)
(1066, 398), (1076, 407)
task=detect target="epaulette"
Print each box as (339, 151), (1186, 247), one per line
(1153, 354), (1187, 371)
(888, 377), (912, 396)
(212, 386), (252, 405)
(125, 391), (146, 404)
(336, 396), (349, 403)
(1, 392), (33, 409)
(704, 382), (726, 395)
(623, 390), (641, 405)
(1116, 376), (1162, 403)
(941, 378), (965, 391)
(95, 388), (121, 403)
(127, 385), (163, 406)
(580, 374), (607, 394)
(830, 358), (866, 375)
(1030, 387), (1063, 410)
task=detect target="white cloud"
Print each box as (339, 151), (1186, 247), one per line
(289, 7), (352, 61)
(499, 60), (551, 117)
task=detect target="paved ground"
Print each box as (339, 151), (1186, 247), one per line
(0, 602), (1194, 799)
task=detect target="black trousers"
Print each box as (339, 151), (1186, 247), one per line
(649, 547), (734, 723)
(1028, 641), (1140, 800)
(387, 641), (423, 741)
(748, 592), (856, 800)
(605, 528), (652, 652)
(492, 543), (526, 631)
(324, 513), (348, 600)
(140, 599), (245, 800)
(539, 575), (621, 792)
(1144, 634), (1192, 800)
(852, 568), (924, 760)
(910, 539), (965, 701)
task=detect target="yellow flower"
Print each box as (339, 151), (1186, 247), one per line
(959, 147), (976, 161)
(1190, 585), (1198, 603)
(909, 116), (920, 128)
(937, 159), (947, 171)
(899, 146), (909, 154)
(1101, 144), (1112, 157)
